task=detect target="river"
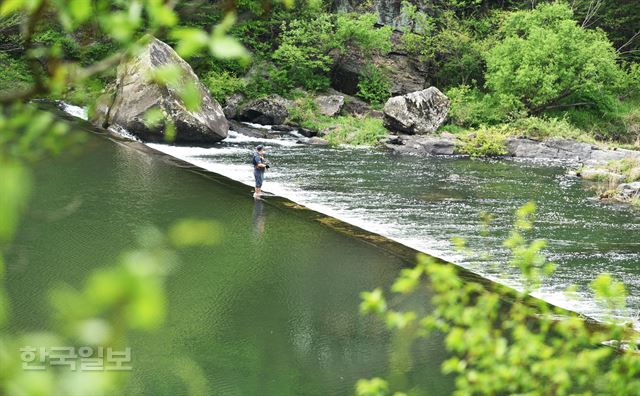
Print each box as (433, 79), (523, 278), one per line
(147, 123), (640, 327)
(7, 122), (452, 394)
(60, 103), (640, 324)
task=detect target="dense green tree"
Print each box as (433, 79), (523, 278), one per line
(485, 2), (626, 115)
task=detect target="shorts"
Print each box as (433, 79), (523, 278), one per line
(254, 169), (265, 188)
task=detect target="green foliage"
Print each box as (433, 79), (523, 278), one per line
(356, 65), (390, 106)
(272, 15), (334, 92)
(271, 12), (392, 94)
(360, 203), (640, 395)
(507, 116), (591, 142)
(288, 96), (387, 145)
(0, 51), (31, 93)
(456, 126), (508, 158)
(204, 70), (246, 104)
(323, 116), (388, 146)
(333, 13), (392, 56)
(485, 3), (627, 115)
(446, 85), (516, 126)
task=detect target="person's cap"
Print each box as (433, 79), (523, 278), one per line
(256, 145), (264, 150)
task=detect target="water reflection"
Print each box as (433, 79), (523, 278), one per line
(252, 199), (266, 238)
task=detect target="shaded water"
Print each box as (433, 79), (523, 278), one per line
(147, 126), (640, 325)
(7, 130), (451, 395)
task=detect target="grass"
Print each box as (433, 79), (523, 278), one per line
(580, 158), (640, 204)
(288, 96), (388, 146)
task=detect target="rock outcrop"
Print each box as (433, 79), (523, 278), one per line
(315, 94), (345, 116)
(383, 87), (449, 134)
(237, 95), (290, 125)
(330, 45), (427, 97)
(92, 37), (228, 143)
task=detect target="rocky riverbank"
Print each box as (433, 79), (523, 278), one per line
(383, 133), (640, 164)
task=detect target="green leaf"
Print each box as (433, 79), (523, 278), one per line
(69, 0), (92, 24)
(168, 219), (222, 247)
(209, 36), (250, 60)
(171, 28), (209, 58)
(179, 81), (202, 112)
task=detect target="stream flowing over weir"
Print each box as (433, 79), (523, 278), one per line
(65, 103), (640, 326)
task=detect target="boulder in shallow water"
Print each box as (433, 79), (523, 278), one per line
(617, 182), (640, 200)
(383, 87), (449, 135)
(237, 95), (290, 125)
(92, 36), (228, 143)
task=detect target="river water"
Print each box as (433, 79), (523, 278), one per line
(7, 126), (452, 394)
(143, 124), (640, 327)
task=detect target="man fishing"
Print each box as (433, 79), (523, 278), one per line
(252, 145), (268, 198)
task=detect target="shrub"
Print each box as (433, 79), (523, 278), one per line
(323, 116), (388, 146)
(456, 125), (509, 157)
(508, 116), (589, 142)
(333, 13), (392, 56)
(356, 65), (390, 106)
(204, 70), (246, 104)
(0, 53), (32, 94)
(485, 3), (626, 116)
(446, 85), (518, 127)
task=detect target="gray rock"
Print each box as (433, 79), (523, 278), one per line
(386, 134), (456, 155)
(617, 182), (640, 199)
(298, 127), (318, 138)
(315, 95), (345, 116)
(385, 135), (402, 145)
(330, 47), (427, 97)
(223, 93), (245, 119)
(383, 87), (450, 135)
(271, 124), (296, 132)
(308, 137), (330, 145)
(588, 148), (640, 164)
(228, 120), (268, 139)
(93, 36), (228, 143)
(506, 138), (594, 161)
(237, 95), (290, 125)
(342, 94), (372, 116)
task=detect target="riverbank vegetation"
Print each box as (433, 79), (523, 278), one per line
(359, 203), (640, 395)
(2, 1), (639, 148)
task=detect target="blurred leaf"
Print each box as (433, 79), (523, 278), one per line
(209, 36), (250, 60)
(0, 163), (31, 244)
(179, 81), (202, 112)
(168, 219), (222, 247)
(69, 0), (92, 24)
(171, 28), (209, 58)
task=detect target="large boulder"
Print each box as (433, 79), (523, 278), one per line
(330, 45), (427, 97)
(314, 95), (344, 116)
(383, 87), (449, 134)
(92, 37), (228, 143)
(237, 95), (290, 125)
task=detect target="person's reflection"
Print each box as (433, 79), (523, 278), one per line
(252, 199), (266, 238)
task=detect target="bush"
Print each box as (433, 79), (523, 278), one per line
(287, 96), (387, 146)
(508, 116), (590, 142)
(0, 53), (32, 94)
(356, 65), (390, 106)
(271, 12), (392, 93)
(456, 125), (509, 157)
(323, 116), (388, 146)
(446, 85), (518, 127)
(485, 3), (626, 116)
(204, 70), (246, 104)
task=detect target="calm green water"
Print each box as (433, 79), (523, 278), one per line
(6, 131), (451, 395)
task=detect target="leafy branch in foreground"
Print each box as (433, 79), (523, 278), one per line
(359, 202), (640, 396)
